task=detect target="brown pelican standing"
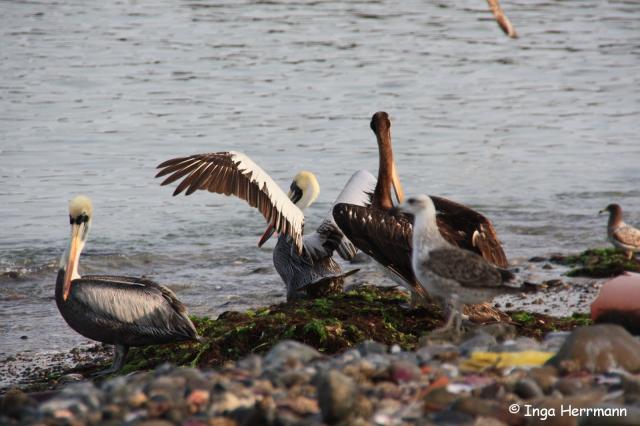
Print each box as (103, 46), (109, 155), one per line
(56, 196), (199, 375)
(600, 204), (640, 260)
(156, 152), (376, 300)
(333, 112), (507, 305)
(399, 195), (518, 336)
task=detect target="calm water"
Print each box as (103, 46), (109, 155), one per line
(1, 0), (639, 357)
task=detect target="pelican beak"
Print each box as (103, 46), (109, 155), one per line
(258, 223), (276, 247)
(63, 223), (82, 301)
(391, 162), (405, 204)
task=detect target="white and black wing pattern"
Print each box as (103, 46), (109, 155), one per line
(304, 170), (377, 261)
(156, 151), (305, 254)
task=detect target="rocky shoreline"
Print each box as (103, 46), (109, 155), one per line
(2, 248), (640, 425)
(4, 323), (640, 425)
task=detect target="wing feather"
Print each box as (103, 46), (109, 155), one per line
(613, 225), (640, 248)
(423, 249), (503, 288)
(304, 170), (377, 261)
(69, 278), (197, 339)
(156, 151), (304, 253)
(431, 195), (508, 267)
(333, 203), (418, 285)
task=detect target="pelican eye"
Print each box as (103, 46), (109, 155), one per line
(70, 214), (90, 225)
(408, 198), (417, 205)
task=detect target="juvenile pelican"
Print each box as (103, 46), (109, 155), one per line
(400, 195), (519, 336)
(56, 196), (199, 375)
(156, 152), (375, 300)
(333, 112), (507, 305)
(600, 204), (640, 260)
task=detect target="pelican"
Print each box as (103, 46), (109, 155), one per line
(400, 195), (519, 336)
(56, 196), (199, 375)
(600, 204), (640, 260)
(333, 112), (507, 305)
(155, 152), (375, 300)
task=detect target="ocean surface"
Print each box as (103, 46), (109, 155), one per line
(1, 0), (639, 358)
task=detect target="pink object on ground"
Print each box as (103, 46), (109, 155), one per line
(591, 272), (640, 334)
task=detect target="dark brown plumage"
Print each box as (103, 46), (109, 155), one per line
(332, 112), (508, 303)
(332, 203), (429, 302)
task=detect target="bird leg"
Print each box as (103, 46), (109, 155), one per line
(93, 344), (129, 377)
(430, 296), (463, 340)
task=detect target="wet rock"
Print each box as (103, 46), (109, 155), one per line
(39, 382), (103, 423)
(318, 369), (357, 424)
(389, 360), (421, 384)
(621, 373), (640, 395)
(186, 389), (210, 414)
(578, 404), (640, 426)
(459, 331), (498, 356)
(530, 393), (605, 426)
(529, 366), (559, 394)
(423, 387), (459, 412)
(541, 331), (570, 352)
(452, 396), (522, 425)
(0, 388), (35, 419)
(416, 343), (459, 364)
(555, 376), (590, 396)
(514, 378), (544, 399)
(58, 373), (85, 384)
(340, 358), (376, 383)
(357, 340), (388, 356)
(546, 325), (640, 373)
(263, 340), (323, 371)
(476, 323), (517, 341)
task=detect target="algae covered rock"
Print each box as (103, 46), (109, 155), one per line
(563, 248), (640, 278)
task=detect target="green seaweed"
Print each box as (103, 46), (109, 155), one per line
(562, 248), (640, 278)
(509, 311), (592, 339)
(23, 287), (597, 386)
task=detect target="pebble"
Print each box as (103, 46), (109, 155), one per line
(6, 324), (640, 425)
(547, 324), (640, 373)
(263, 340), (323, 371)
(514, 378), (544, 399)
(317, 369), (357, 424)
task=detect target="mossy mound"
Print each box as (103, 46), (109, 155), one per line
(508, 311), (592, 339)
(561, 248), (640, 278)
(112, 287), (592, 374)
(120, 286), (440, 374)
(16, 286), (596, 390)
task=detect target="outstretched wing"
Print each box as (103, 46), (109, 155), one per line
(431, 195), (508, 268)
(304, 170), (377, 261)
(156, 151), (304, 253)
(423, 248), (503, 288)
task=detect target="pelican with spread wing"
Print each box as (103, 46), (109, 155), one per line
(333, 112), (508, 305)
(56, 196), (199, 375)
(156, 152), (375, 300)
